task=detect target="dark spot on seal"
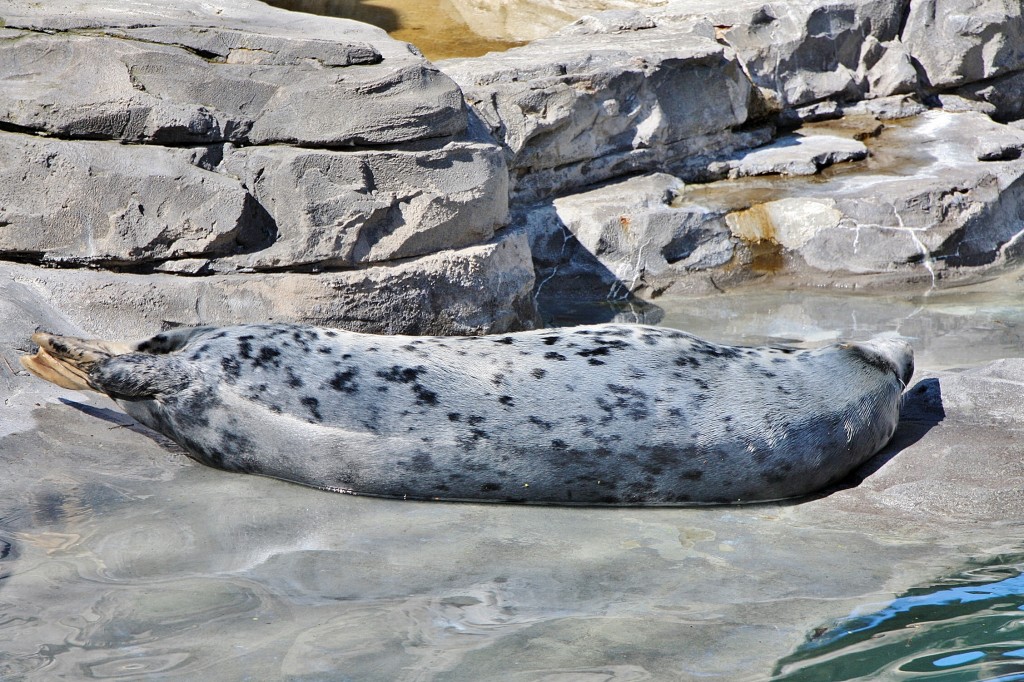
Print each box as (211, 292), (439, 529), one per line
(499, 395), (515, 407)
(254, 346), (281, 368)
(481, 482), (502, 492)
(285, 367), (304, 388)
(680, 470), (703, 481)
(414, 385), (439, 407)
(577, 347), (610, 358)
(542, 336), (561, 345)
(376, 366), (424, 384)
(528, 416), (553, 430)
(409, 452), (434, 472)
(551, 439), (569, 450)
(494, 337), (515, 345)
(694, 378), (709, 390)
(531, 368), (547, 379)
(221, 356), (242, 379)
(317, 346), (333, 354)
(448, 412), (462, 422)
(545, 352), (567, 361)
(589, 359), (606, 366)
(467, 415), (486, 426)
(329, 368), (359, 394)
(300, 396), (322, 422)
(491, 373), (505, 387)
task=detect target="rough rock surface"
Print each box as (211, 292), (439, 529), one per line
(1, 231), (537, 339)
(0, 0), (535, 334)
(902, 0), (1024, 91)
(440, 20), (762, 203)
(532, 108), (1024, 299)
(434, 0), (1024, 301)
(0, 2), (463, 146)
(708, 133), (869, 179)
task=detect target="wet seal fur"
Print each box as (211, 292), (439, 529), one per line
(21, 323), (913, 505)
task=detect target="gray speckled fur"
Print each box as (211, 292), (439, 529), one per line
(88, 323), (913, 505)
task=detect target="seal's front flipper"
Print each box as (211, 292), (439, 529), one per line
(20, 332), (132, 392)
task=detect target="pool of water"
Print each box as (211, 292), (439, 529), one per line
(262, 0), (528, 60)
(542, 268), (1024, 373)
(774, 556), (1024, 681)
(5, 272), (1024, 678)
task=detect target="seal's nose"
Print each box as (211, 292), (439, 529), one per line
(862, 337), (915, 388)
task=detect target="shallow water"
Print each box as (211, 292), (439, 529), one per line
(4, 275), (1024, 679)
(262, 0), (527, 60)
(544, 270), (1024, 372)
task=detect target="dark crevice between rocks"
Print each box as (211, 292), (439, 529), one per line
(0, 120), (49, 137)
(0, 126), (468, 155)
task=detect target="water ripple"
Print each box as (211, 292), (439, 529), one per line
(774, 557), (1024, 680)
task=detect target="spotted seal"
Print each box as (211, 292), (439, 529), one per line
(21, 323), (913, 505)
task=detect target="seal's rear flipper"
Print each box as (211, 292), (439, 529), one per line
(20, 332), (132, 392)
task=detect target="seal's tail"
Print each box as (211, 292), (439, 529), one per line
(20, 332), (132, 392)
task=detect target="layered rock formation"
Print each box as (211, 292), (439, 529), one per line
(0, 0), (537, 337)
(439, 0), (1024, 300)
(7, 0), (1024, 329)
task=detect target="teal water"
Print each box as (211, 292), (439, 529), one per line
(774, 556), (1024, 681)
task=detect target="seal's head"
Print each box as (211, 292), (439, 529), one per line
(851, 336), (915, 389)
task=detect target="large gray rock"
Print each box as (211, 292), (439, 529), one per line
(441, 20), (760, 202)
(688, 0), (908, 106)
(0, 125), (509, 272)
(1, 230), (539, 338)
(0, 132), (268, 266)
(439, 0), (936, 206)
(0, 0), (536, 333)
(0, 1), (465, 146)
(220, 135), (508, 270)
(549, 173), (732, 293)
(902, 0), (1024, 91)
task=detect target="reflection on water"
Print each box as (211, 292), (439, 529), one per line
(263, 0), (527, 60)
(544, 269), (1024, 373)
(775, 557), (1024, 681)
